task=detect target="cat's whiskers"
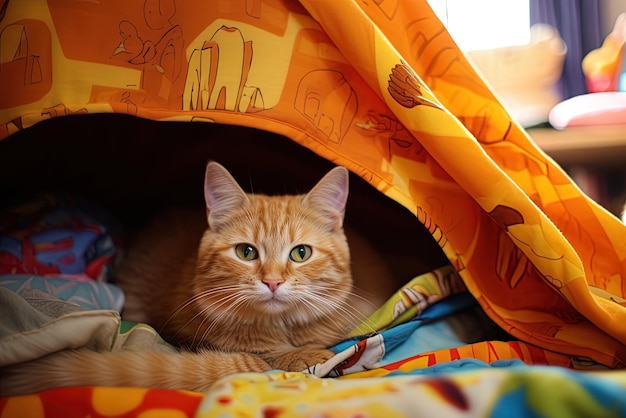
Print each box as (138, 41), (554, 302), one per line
(336, 286), (384, 319)
(302, 285), (380, 334)
(315, 294), (372, 331)
(287, 287), (360, 330)
(195, 291), (256, 346)
(317, 284), (380, 309)
(163, 285), (249, 341)
(162, 284), (243, 330)
(284, 296), (350, 337)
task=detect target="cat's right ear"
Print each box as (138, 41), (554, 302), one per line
(303, 166), (349, 232)
(204, 162), (249, 228)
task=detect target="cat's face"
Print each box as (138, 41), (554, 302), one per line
(194, 162), (353, 324)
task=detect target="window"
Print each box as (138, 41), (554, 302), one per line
(427, 0), (530, 51)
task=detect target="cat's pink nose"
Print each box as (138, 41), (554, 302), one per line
(262, 277), (284, 292)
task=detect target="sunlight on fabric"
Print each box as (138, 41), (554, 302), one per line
(427, 0), (530, 51)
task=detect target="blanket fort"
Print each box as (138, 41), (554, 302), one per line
(1, 0), (626, 417)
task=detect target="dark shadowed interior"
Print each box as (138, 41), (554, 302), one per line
(0, 113), (450, 283)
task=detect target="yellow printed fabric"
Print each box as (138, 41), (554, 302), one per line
(1, 0), (626, 414)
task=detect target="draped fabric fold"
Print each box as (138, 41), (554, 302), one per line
(298, 0), (626, 365)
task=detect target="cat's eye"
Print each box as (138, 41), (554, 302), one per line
(235, 244), (258, 261)
(289, 245), (312, 262)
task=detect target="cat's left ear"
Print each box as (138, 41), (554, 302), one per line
(303, 166), (349, 231)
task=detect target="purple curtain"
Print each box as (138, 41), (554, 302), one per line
(530, 0), (601, 99)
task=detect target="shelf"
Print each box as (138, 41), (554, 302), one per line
(527, 124), (626, 166)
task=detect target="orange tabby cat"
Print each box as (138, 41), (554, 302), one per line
(0, 161), (392, 395)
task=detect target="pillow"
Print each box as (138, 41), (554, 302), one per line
(548, 92), (626, 130)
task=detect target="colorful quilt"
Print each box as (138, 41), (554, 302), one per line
(1, 0), (626, 417)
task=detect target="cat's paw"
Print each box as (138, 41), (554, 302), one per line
(269, 348), (335, 372)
